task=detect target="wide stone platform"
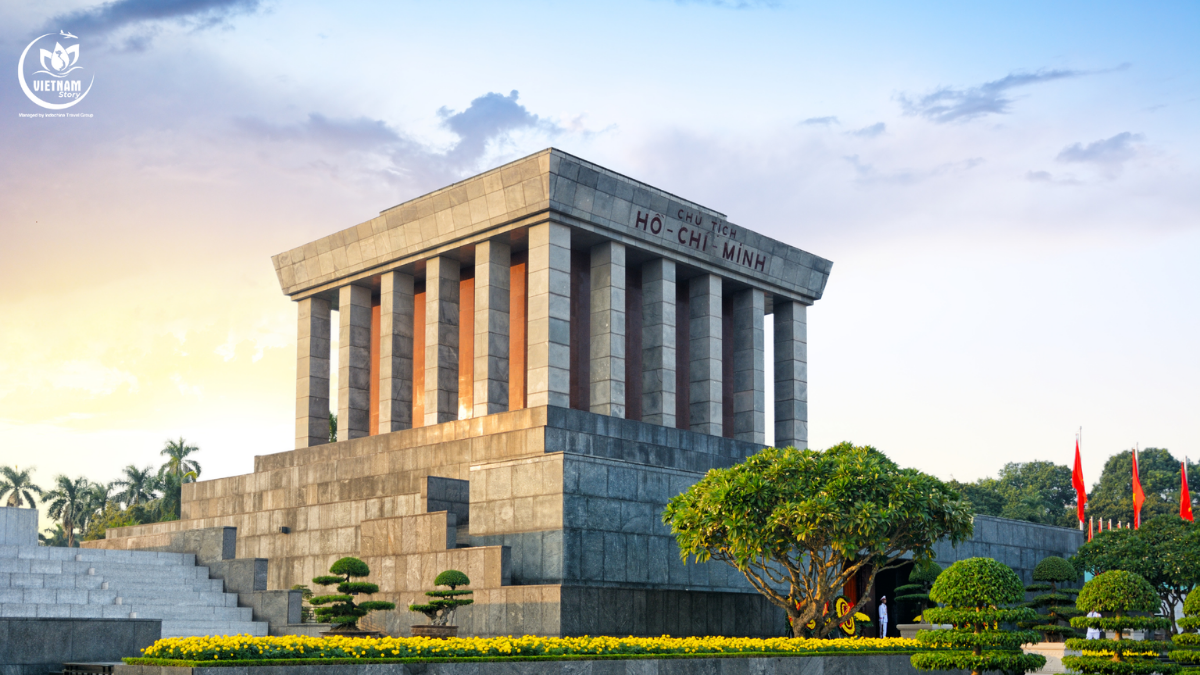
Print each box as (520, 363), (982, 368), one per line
(1, 617), (160, 675)
(87, 406), (785, 637)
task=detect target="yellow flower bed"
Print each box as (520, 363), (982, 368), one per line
(139, 634), (922, 662)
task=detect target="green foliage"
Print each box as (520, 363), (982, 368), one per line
(159, 438), (202, 482)
(410, 570), (475, 626)
(1076, 570), (1160, 615)
(44, 474), (91, 548)
(896, 560), (942, 614)
(663, 443), (974, 639)
(310, 557), (395, 630)
(912, 558), (1045, 675)
(329, 413), (338, 443)
(930, 557), (1025, 608)
(1024, 556), (1083, 640)
(1075, 516), (1200, 634)
(329, 557), (371, 578)
(1170, 588), (1200, 670)
(911, 650), (1047, 674)
(435, 569), (470, 589)
(948, 460), (1079, 527)
(1034, 556), (1079, 584)
(1087, 449), (1196, 524)
(0, 465), (44, 508)
(1062, 570), (1180, 675)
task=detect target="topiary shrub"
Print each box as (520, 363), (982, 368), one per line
(896, 559), (943, 619)
(409, 569), (474, 626)
(310, 557), (396, 631)
(911, 557), (1046, 675)
(1064, 570), (1179, 675)
(1169, 587), (1200, 674)
(1022, 555), (1083, 642)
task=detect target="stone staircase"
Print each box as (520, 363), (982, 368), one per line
(0, 543), (268, 637)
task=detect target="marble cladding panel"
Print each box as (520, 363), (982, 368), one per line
(469, 454), (565, 537)
(558, 587), (785, 638)
(274, 153), (550, 296)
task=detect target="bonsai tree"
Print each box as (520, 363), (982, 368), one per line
(1064, 569), (1179, 675)
(409, 570), (474, 626)
(310, 557), (396, 631)
(1169, 587), (1199, 673)
(1023, 556), (1083, 641)
(911, 557), (1046, 675)
(895, 559), (943, 620)
(664, 443), (974, 638)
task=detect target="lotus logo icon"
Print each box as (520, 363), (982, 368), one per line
(18, 31), (94, 110)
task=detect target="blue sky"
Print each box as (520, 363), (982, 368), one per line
(1, 0), (1197, 511)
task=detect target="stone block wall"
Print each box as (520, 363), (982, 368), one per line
(933, 515), (1085, 584)
(0, 507), (37, 546)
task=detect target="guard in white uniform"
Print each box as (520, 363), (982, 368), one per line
(878, 596), (889, 638)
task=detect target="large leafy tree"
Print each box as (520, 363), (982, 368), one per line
(1073, 515), (1200, 634)
(160, 437), (202, 481)
(112, 464), (158, 507)
(44, 475), (91, 548)
(0, 465), (44, 508)
(663, 442), (975, 638)
(950, 461), (1078, 527)
(1087, 449), (1196, 524)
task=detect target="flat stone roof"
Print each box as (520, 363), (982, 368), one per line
(272, 148), (832, 304)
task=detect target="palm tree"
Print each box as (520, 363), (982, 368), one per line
(81, 482), (114, 534)
(112, 465), (157, 507)
(0, 465), (43, 508)
(39, 523), (69, 547)
(160, 437), (201, 481)
(44, 475), (90, 548)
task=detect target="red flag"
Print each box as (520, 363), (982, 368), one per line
(1132, 449), (1145, 529)
(1183, 461), (1194, 522)
(1072, 439), (1087, 523)
(1088, 516), (1094, 541)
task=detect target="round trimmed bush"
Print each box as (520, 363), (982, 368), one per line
(1064, 570), (1178, 675)
(329, 557), (371, 578)
(1075, 570), (1159, 615)
(1171, 587), (1200, 668)
(1033, 556), (1078, 585)
(929, 557), (1025, 608)
(912, 558), (1045, 675)
(434, 569), (470, 589)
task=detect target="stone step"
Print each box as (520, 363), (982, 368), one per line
(62, 561), (211, 579)
(0, 603), (136, 618)
(114, 571), (225, 588)
(128, 604), (252, 621)
(0, 572), (107, 589)
(1, 546), (195, 566)
(113, 591), (237, 607)
(160, 619), (269, 638)
(0, 588), (118, 605)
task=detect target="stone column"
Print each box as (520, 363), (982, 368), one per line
(774, 300), (808, 449)
(689, 274), (722, 437)
(732, 288), (766, 444)
(474, 240), (510, 417)
(337, 285), (372, 441)
(378, 271), (414, 433)
(526, 222), (571, 408)
(296, 296), (331, 449)
(641, 258), (676, 427)
(425, 256), (460, 426)
(590, 241), (626, 417)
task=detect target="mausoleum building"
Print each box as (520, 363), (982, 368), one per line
(91, 149), (826, 636)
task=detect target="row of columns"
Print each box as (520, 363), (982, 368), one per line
(295, 222), (807, 450)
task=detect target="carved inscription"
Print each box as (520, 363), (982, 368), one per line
(630, 209), (769, 273)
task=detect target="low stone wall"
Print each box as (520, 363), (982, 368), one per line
(115, 654), (955, 675)
(0, 618), (161, 675)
